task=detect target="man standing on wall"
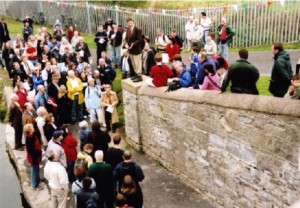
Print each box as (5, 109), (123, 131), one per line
(124, 18), (143, 82)
(269, 42), (293, 97)
(217, 17), (235, 60)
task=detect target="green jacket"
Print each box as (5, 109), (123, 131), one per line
(269, 50), (293, 97)
(217, 24), (235, 45)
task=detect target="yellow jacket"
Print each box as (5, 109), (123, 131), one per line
(66, 77), (84, 105)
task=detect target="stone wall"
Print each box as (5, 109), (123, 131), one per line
(122, 79), (300, 208)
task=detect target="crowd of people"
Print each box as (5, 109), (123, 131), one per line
(0, 8), (299, 208)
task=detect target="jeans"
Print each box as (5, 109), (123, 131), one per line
(219, 42), (229, 60)
(202, 30), (210, 47)
(111, 46), (121, 66)
(71, 95), (83, 122)
(31, 164), (40, 188)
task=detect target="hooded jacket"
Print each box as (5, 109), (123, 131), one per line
(269, 50), (293, 97)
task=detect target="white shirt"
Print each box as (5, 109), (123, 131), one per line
(185, 21), (195, 40)
(201, 17), (212, 31)
(44, 161), (69, 191)
(46, 140), (67, 168)
(155, 34), (170, 50)
(190, 25), (203, 42)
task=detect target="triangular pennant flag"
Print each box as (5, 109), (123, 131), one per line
(267, 1), (272, 7)
(162, 9), (166, 15)
(223, 6), (227, 14)
(256, 2), (260, 10)
(279, 0), (285, 6)
(233, 4), (238, 12)
(243, 3), (249, 10)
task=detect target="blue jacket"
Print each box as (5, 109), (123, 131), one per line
(190, 54), (199, 75)
(85, 85), (102, 109)
(32, 74), (44, 91)
(34, 92), (49, 109)
(179, 68), (192, 87)
(193, 58), (216, 89)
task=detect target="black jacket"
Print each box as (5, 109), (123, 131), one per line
(0, 22), (10, 42)
(108, 30), (122, 47)
(221, 59), (259, 95)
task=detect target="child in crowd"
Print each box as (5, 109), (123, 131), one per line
(285, 74), (300, 99)
(189, 46), (199, 81)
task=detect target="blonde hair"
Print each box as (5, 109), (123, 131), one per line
(23, 123), (34, 134)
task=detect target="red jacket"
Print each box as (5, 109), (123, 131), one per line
(16, 90), (28, 111)
(25, 133), (42, 165)
(150, 64), (173, 87)
(165, 43), (180, 62)
(61, 132), (78, 162)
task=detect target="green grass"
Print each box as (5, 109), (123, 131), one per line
(6, 18), (96, 49)
(226, 75), (272, 96)
(112, 69), (125, 126)
(230, 42), (300, 52)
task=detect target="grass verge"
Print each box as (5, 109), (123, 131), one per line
(0, 67), (12, 122)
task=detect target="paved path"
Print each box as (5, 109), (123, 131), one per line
(88, 46), (300, 76)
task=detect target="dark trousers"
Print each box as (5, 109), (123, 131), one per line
(14, 127), (23, 148)
(104, 107), (115, 132)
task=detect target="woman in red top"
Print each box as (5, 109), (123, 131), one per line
(164, 38), (180, 62)
(61, 127), (78, 182)
(146, 53), (173, 87)
(24, 123), (43, 190)
(25, 41), (38, 66)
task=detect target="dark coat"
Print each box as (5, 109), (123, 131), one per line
(142, 50), (156, 75)
(88, 162), (114, 208)
(76, 188), (99, 208)
(47, 82), (59, 102)
(75, 42), (91, 63)
(125, 27), (143, 55)
(94, 31), (108, 60)
(221, 59), (260, 95)
(9, 103), (23, 130)
(108, 30), (123, 47)
(269, 50), (293, 97)
(87, 130), (111, 161)
(97, 65), (116, 85)
(43, 123), (56, 142)
(25, 133), (42, 165)
(0, 22), (10, 42)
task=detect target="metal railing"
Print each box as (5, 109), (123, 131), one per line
(0, 1), (299, 48)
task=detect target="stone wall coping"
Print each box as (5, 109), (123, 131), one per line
(136, 85), (300, 117)
(121, 76), (148, 95)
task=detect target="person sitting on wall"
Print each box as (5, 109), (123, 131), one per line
(221, 49), (259, 95)
(145, 53), (173, 88)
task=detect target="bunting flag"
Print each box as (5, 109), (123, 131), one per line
(233, 4), (238, 12)
(267, 1), (272, 7)
(223, 6), (227, 14)
(41, 1), (291, 17)
(256, 2), (261, 10)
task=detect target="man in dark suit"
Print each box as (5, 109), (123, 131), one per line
(9, 94), (24, 150)
(124, 18), (143, 82)
(0, 18), (10, 49)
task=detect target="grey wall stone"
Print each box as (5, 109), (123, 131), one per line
(122, 82), (300, 208)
